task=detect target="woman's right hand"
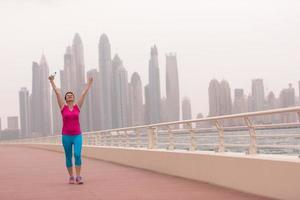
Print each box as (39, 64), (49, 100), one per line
(48, 75), (55, 81)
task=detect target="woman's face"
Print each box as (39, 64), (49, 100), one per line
(65, 93), (74, 103)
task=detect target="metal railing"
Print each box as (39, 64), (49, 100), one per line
(2, 106), (300, 155)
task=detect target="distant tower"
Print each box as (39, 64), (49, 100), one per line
(252, 79), (265, 111)
(233, 89), (247, 114)
(19, 87), (31, 138)
(144, 84), (150, 125)
(86, 69), (102, 131)
(182, 97), (192, 121)
(7, 116), (19, 130)
(279, 84), (296, 122)
(208, 79), (221, 116)
(130, 72), (144, 126)
(148, 45), (161, 123)
(98, 34), (113, 129)
(72, 33), (89, 132)
(111, 55), (123, 128)
(220, 80), (232, 115)
(166, 53), (180, 122)
(31, 55), (52, 136)
(266, 91), (278, 123)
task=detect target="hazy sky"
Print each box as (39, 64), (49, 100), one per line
(0, 0), (300, 128)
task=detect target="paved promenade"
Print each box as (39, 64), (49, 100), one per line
(0, 146), (273, 200)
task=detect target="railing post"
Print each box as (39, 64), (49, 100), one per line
(186, 122), (196, 151)
(136, 129), (141, 148)
(147, 127), (156, 149)
(109, 131), (113, 146)
(215, 120), (225, 153)
(167, 125), (174, 150)
(297, 112), (300, 122)
(116, 131), (120, 147)
(125, 130), (129, 147)
(244, 117), (257, 154)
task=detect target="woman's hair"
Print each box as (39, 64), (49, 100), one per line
(64, 91), (75, 101)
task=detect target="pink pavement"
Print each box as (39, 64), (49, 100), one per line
(0, 146), (273, 200)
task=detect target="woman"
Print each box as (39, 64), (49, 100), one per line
(49, 74), (93, 184)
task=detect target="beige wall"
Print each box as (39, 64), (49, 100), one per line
(14, 144), (300, 200)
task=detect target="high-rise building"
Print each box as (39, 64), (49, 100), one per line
(148, 45), (161, 123)
(98, 34), (113, 130)
(144, 85), (150, 125)
(130, 72), (144, 126)
(111, 55), (122, 128)
(279, 84), (296, 122)
(111, 55), (130, 128)
(7, 116), (19, 130)
(0, 118), (2, 131)
(220, 80), (232, 115)
(266, 91), (279, 123)
(208, 79), (221, 116)
(182, 97), (192, 121)
(252, 79), (265, 111)
(31, 55), (52, 136)
(19, 87), (31, 138)
(232, 88), (247, 125)
(233, 89), (247, 114)
(86, 69), (101, 131)
(165, 53), (180, 123)
(51, 89), (62, 135)
(72, 33), (89, 132)
(160, 97), (168, 122)
(117, 63), (129, 127)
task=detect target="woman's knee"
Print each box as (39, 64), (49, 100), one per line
(74, 153), (82, 166)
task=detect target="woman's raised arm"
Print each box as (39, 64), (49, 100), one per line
(76, 77), (93, 109)
(48, 75), (64, 110)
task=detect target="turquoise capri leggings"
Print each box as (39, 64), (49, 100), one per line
(62, 134), (82, 168)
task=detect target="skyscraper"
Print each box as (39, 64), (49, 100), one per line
(252, 79), (265, 111)
(220, 80), (232, 115)
(60, 46), (75, 95)
(165, 53), (180, 123)
(98, 34), (113, 129)
(160, 97), (168, 122)
(144, 84), (150, 125)
(266, 91), (279, 123)
(117, 65), (130, 127)
(86, 69), (101, 131)
(31, 55), (52, 136)
(72, 33), (89, 132)
(130, 72), (144, 126)
(19, 87), (31, 138)
(182, 97), (192, 120)
(208, 79), (221, 116)
(233, 89), (247, 114)
(279, 84), (296, 122)
(111, 55), (122, 128)
(148, 45), (161, 123)
(7, 116), (19, 130)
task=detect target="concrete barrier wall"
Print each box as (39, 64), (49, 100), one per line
(16, 144), (300, 200)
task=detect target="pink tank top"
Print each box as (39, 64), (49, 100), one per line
(61, 104), (81, 135)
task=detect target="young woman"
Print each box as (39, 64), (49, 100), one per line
(49, 74), (93, 184)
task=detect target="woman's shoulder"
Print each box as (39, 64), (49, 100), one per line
(60, 104), (67, 112)
(74, 104), (81, 112)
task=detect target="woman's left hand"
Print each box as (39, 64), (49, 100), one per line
(88, 77), (93, 85)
